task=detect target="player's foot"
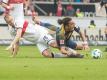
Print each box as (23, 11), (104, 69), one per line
(9, 55), (16, 58)
(68, 53), (84, 58)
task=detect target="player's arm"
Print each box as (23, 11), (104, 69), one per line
(79, 30), (86, 42)
(59, 35), (67, 54)
(48, 29), (56, 35)
(40, 22), (57, 31)
(74, 26), (87, 42)
(6, 25), (20, 57)
(74, 26), (89, 50)
(32, 16), (57, 31)
(0, 1), (13, 10)
(57, 27), (69, 54)
(0, 1), (8, 9)
(11, 41), (19, 57)
(6, 28), (22, 51)
(79, 31), (90, 50)
(10, 28), (22, 47)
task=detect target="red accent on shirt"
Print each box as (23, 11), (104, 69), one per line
(21, 21), (28, 37)
(8, 0), (24, 4)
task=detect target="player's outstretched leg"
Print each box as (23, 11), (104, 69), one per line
(67, 53), (84, 58)
(65, 47), (84, 58)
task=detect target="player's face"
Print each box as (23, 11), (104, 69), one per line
(64, 25), (71, 32)
(68, 20), (75, 29)
(64, 20), (75, 32)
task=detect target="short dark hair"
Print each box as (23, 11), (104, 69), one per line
(62, 17), (72, 26)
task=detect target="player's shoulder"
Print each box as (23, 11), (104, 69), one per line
(74, 25), (80, 29)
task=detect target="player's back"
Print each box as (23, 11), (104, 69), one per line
(23, 22), (48, 42)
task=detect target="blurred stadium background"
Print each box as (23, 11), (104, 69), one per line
(0, 0), (106, 45)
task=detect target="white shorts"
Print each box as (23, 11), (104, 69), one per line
(36, 34), (55, 54)
(9, 3), (24, 28)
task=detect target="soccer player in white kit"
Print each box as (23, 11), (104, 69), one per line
(5, 14), (77, 58)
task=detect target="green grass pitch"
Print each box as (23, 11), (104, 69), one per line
(0, 45), (107, 80)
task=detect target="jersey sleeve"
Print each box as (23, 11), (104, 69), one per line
(39, 22), (57, 31)
(56, 26), (65, 47)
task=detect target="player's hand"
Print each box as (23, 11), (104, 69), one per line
(83, 45), (90, 50)
(82, 42), (90, 50)
(60, 47), (68, 54)
(5, 45), (14, 53)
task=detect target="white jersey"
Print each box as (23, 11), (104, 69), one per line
(10, 22), (48, 42)
(23, 23), (48, 43)
(9, 22), (55, 53)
